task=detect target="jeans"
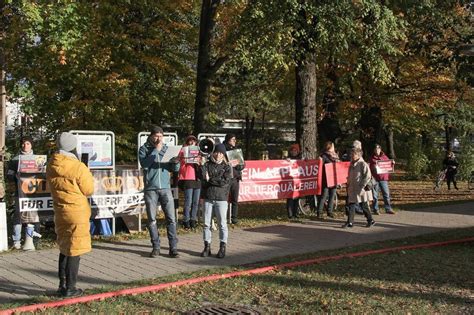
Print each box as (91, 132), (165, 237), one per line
(372, 181), (392, 212)
(183, 188), (200, 222)
(203, 200), (228, 244)
(229, 179), (240, 221)
(317, 187), (337, 215)
(144, 189), (178, 250)
(12, 203), (22, 243)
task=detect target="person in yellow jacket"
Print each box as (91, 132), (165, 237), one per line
(46, 132), (94, 297)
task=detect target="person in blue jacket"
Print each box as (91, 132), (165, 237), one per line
(139, 126), (180, 258)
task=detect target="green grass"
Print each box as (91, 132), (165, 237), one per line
(3, 227), (473, 313)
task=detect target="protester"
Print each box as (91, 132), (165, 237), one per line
(178, 135), (201, 229)
(286, 143), (302, 219)
(139, 126), (180, 258)
(6, 136), (41, 250)
(46, 132), (94, 297)
(369, 144), (395, 214)
(223, 133), (245, 224)
(317, 141), (339, 219)
(443, 151), (459, 190)
(198, 143), (232, 259)
(342, 148), (375, 228)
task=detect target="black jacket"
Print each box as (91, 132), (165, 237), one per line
(198, 159), (233, 201)
(224, 142), (245, 180)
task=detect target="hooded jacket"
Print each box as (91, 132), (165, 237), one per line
(46, 153), (94, 256)
(369, 152), (390, 181)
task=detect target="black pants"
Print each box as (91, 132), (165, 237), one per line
(446, 173), (458, 189)
(229, 179), (240, 221)
(58, 253), (81, 290)
(347, 202), (373, 224)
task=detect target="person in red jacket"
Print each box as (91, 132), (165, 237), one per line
(369, 144), (395, 214)
(178, 135), (201, 229)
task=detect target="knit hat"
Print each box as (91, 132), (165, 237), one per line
(289, 143), (300, 153)
(57, 132), (77, 152)
(149, 125), (163, 134)
(20, 136), (33, 146)
(352, 140), (362, 150)
(214, 143), (227, 155)
(185, 135), (197, 144)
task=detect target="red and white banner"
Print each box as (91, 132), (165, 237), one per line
(325, 161), (351, 187)
(239, 159), (322, 202)
(376, 160), (395, 174)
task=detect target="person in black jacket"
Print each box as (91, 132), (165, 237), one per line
(198, 143), (233, 258)
(317, 141), (339, 219)
(286, 143), (302, 218)
(223, 133), (245, 224)
(443, 151), (459, 190)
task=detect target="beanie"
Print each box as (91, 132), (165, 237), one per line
(150, 125), (164, 134)
(57, 132), (77, 152)
(214, 143), (227, 155)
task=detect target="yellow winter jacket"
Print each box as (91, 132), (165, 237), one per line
(47, 153), (94, 256)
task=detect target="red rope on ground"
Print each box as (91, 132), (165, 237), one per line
(2, 237), (473, 315)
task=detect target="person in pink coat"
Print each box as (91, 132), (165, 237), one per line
(178, 135), (202, 228)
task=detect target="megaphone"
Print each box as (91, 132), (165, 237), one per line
(199, 138), (215, 155)
(23, 224), (42, 251)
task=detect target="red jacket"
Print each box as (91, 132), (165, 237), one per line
(369, 153), (390, 181)
(178, 150), (198, 181)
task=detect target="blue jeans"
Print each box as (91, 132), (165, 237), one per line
(183, 188), (201, 222)
(12, 202), (22, 243)
(203, 200), (228, 244)
(317, 187), (336, 215)
(144, 189), (178, 250)
(372, 181), (392, 212)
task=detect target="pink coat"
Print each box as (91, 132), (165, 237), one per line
(178, 150), (198, 181)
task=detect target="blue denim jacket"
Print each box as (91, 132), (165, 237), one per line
(139, 141), (180, 190)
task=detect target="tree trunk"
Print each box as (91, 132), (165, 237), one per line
(360, 105), (383, 157)
(318, 64), (342, 146)
(244, 115), (255, 160)
(295, 53), (318, 159)
(193, 0), (227, 135)
(0, 0), (7, 199)
(385, 124), (396, 159)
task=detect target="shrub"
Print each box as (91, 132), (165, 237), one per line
(406, 151), (429, 179)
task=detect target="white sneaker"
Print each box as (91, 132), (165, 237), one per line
(12, 242), (21, 250)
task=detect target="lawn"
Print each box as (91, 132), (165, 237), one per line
(7, 227), (471, 314)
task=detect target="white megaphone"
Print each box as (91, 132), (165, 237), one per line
(23, 224), (42, 251)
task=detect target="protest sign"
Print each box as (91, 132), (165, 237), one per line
(376, 160), (395, 174)
(324, 161), (351, 187)
(226, 149), (245, 167)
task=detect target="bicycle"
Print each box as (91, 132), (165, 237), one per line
(468, 171), (474, 190)
(434, 169), (447, 190)
(297, 195), (316, 216)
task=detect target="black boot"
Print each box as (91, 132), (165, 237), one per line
(190, 220), (197, 229)
(216, 242), (226, 259)
(57, 277), (66, 295)
(201, 242), (211, 257)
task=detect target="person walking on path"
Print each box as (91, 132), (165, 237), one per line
(286, 143), (302, 219)
(223, 133), (245, 224)
(198, 143), (232, 259)
(46, 132), (94, 297)
(369, 144), (395, 214)
(178, 135), (201, 229)
(139, 126), (180, 258)
(443, 151), (459, 190)
(317, 141), (339, 219)
(343, 148), (375, 228)
(6, 136), (40, 250)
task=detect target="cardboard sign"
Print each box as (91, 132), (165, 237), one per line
(324, 162), (351, 188)
(376, 160), (395, 174)
(18, 155), (47, 173)
(226, 149), (245, 167)
(182, 145), (200, 164)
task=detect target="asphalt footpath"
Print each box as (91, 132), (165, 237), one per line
(0, 201), (473, 304)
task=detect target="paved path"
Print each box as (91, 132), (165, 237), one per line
(0, 202), (473, 304)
